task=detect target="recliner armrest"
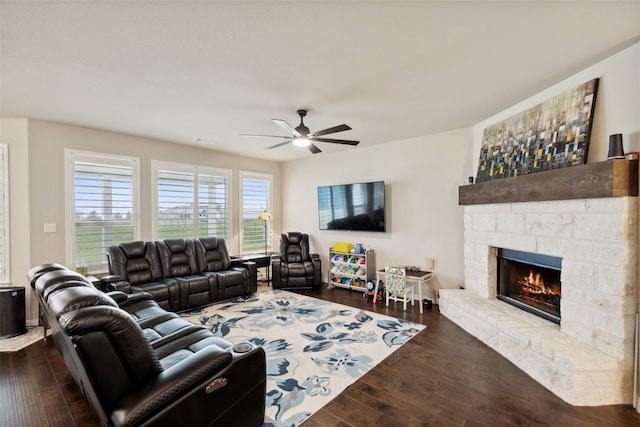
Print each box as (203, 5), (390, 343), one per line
(108, 291), (154, 307)
(99, 275), (130, 292)
(100, 276), (132, 293)
(311, 253), (322, 287)
(106, 291), (129, 304)
(100, 274), (124, 284)
(230, 260), (257, 294)
(230, 258), (250, 268)
(110, 345), (266, 427)
(271, 256), (282, 289)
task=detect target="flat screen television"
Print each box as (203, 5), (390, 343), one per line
(317, 181), (386, 232)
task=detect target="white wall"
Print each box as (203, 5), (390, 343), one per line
(281, 127), (472, 293)
(0, 119), (33, 317)
(471, 41), (640, 177)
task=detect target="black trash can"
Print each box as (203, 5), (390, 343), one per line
(0, 287), (27, 338)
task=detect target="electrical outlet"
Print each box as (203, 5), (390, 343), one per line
(44, 223), (57, 233)
(427, 258), (435, 270)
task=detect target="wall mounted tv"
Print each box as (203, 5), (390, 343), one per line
(317, 181), (386, 232)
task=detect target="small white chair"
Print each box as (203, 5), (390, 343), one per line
(384, 266), (414, 310)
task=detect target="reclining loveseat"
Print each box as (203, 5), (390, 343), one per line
(26, 264), (266, 427)
(105, 237), (256, 311)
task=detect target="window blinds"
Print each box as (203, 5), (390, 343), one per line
(241, 173), (272, 253)
(73, 160), (135, 270)
(156, 166), (229, 241)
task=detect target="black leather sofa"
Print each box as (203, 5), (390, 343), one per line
(105, 237), (256, 311)
(26, 264), (266, 427)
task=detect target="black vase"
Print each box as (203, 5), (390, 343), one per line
(607, 134), (625, 160)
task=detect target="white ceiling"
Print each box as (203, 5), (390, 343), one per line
(1, 1), (639, 162)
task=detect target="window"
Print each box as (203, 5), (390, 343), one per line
(152, 161), (230, 241)
(66, 150), (139, 273)
(240, 171), (273, 254)
(0, 145), (9, 282)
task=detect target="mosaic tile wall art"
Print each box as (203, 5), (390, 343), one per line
(476, 78), (599, 183)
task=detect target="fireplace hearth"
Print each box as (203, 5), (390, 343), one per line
(497, 248), (561, 324)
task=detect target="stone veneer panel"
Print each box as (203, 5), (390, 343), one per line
(442, 197), (638, 405)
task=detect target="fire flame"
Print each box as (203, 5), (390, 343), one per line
(518, 269), (561, 297)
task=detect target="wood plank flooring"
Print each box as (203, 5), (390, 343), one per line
(1, 285), (639, 426)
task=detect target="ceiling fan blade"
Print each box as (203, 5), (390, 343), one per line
(272, 119), (301, 137)
(310, 124), (351, 137)
(265, 140), (292, 150)
(310, 137), (360, 146)
(240, 133), (291, 139)
(308, 143), (322, 154)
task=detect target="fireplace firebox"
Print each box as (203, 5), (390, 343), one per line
(497, 248), (562, 324)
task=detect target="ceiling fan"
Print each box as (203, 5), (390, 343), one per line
(241, 109), (359, 154)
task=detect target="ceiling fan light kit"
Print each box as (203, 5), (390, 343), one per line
(241, 109), (360, 154)
(293, 137), (310, 147)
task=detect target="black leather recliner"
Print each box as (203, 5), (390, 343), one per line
(27, 264), (266, 427)
(106, 240), (180, 310)
(271, 232), (321, 289)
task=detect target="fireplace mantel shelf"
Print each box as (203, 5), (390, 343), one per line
(459, 159), (638, 205)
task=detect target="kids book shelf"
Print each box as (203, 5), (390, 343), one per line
(328, 247), (376, 291)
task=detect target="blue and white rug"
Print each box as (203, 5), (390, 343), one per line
(182, 289), (425, 427)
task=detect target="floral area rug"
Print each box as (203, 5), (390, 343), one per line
(180, 289), (425, 427)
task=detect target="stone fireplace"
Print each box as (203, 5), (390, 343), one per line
(440, 160), (639, 406)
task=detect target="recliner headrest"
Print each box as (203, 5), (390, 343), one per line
(199, 237), (220, 250)
(164, 238), (187, 252)
(27, 263), (68, 288)
(43, 280), (91, 302)
(48, 286), (118, 318)
(35, 269), (90, 297)
(120, 241), (148, 258)
(287, 232), (302, 244)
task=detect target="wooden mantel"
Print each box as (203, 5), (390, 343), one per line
(459, 159), (638, 205)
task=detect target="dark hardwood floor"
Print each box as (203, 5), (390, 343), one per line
(2, 285), (639, 426)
